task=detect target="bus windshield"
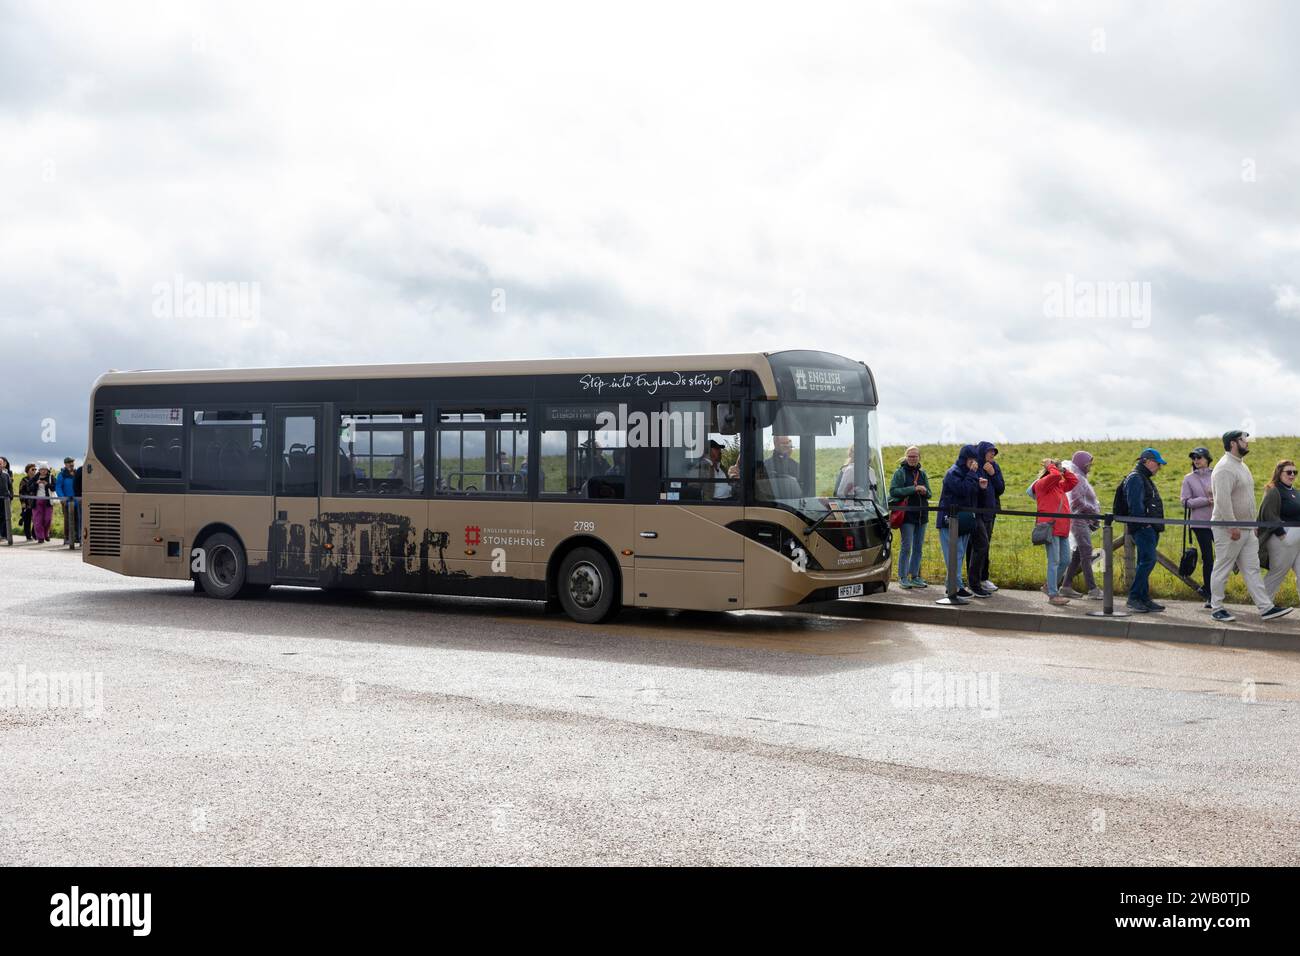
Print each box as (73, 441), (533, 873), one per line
(750, 401), (884, 518)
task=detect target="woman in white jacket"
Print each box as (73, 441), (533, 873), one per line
(1061, 450), (1102, 599)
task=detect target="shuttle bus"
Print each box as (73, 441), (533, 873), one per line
(81, 350), (890, 622)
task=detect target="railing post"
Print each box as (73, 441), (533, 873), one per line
(1088, 516), (1130, 618)
(936, 514), (964, 606)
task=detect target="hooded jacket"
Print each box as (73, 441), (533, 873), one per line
(54, 466), (76, 500)
(1063, 451), (1100, 542)
(935, 445), (983, 531)
(974, 441), (1005, 513)
(1033, 463), (1079, 537)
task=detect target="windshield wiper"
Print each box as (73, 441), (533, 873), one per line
(802, 503), (837, 537)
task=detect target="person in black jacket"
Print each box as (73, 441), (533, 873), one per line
(935, 444), (987, 603)
(0, 457), (13, 545)
(966, 440), (1005, 594)
(18, 463), (36, 541)
(1123, 447), (1167, 613)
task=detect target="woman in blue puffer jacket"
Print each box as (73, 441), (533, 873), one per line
(934, 444), (986, 601)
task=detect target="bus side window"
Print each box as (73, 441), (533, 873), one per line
(337, 409), (424, 496)
(435, 408), (528, 496)
(538, 411), (626, 500)
(658, 401), (735, 502)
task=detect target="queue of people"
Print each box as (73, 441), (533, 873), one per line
(2, 456), (82, 547)
(888, 431), (1300, 620)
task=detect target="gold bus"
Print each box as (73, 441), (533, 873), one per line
(81, 351), (890, 622)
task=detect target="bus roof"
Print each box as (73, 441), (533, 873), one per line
(92, 351), (857, 397)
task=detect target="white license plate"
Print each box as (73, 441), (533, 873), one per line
(838, 584), (864, 599)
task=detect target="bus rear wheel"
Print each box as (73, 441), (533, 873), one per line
(197, 532), (250, 600)
(557, 547), (618, 624)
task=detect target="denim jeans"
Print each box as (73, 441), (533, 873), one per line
(937, 526), (970, 592)
(1129, 527), (1158, 604)
(1045, 534), (1070, 596)
(899, 521), (925, 580)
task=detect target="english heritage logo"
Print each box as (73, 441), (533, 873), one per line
(792, 367), (847, 395)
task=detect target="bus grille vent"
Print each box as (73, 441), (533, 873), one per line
(94, 409), (106, 428)
(88, 503), (122, 557)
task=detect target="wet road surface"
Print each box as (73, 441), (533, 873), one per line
(3, 543), (1298, 865)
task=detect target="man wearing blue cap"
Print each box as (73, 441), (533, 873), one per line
(1123, 448), (1168, 612)
(1209, 430), (1292, 623)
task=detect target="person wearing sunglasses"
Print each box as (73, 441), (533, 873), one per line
(1180, 446), (1215, 602)
(1257, 459), (1300, 601)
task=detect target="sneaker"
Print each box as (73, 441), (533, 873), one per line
(1261, 606), (1293, 622)
(1085, 588), (1103, 600)
(1059, 587), (1083, 599)
(1210, 608), (1236, 623)
(1048, 595), (1070, 606)
(969, 586), (992, 598)
(898, 579), (914, 589)
(956, 588), (973, 598)
(1125, 600), (1150, 613)
(943, 594), (971, 605)
(981, 580), (998, 592)
(911, 577), (930, 588)
(1144, 600), (1165, 613)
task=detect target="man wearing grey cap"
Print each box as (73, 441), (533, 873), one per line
(1209, 430), (1292, 623)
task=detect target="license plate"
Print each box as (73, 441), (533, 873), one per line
(838, 583), (864, 599)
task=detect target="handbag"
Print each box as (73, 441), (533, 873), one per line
(957, 510), (977, 536)
(1031, 520), (1053, 546)
(1179, 507), (1199, 578)
(889, 467), (921, 529)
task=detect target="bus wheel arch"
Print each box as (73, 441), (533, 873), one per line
(547, 536), (622, 623)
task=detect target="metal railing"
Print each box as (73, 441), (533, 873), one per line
(890, 502), (1300, 613)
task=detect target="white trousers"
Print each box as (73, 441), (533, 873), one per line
(1210, 528), (1273, 613)
(1263, 533), (1300, 602)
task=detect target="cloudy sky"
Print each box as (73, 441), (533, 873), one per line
(2, 0), (1298, 464)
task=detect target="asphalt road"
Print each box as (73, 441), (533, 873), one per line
(3, 541), (1298, 865)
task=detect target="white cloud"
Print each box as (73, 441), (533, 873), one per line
(2, 0), (1299, 464)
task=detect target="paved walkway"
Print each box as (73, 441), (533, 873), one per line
(826, 583), (1300, 652)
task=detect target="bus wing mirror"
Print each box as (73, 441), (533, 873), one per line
(715, 402), (739, 435)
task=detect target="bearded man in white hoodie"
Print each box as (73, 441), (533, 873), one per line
(1209, 430), (1292, 623)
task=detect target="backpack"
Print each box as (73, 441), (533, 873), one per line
(1112, 474), (1131, 517)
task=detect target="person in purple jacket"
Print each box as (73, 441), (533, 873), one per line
(1180, 446), (1215, 602)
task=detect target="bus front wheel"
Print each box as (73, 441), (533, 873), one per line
(557, 547), (618, 624)
(197, 532), (249, 600)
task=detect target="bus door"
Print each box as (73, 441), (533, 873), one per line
(272, 405), (321, 581)
(633, 399), (744, 610)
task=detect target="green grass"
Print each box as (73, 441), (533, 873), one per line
(880, 438), (1300, 604)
